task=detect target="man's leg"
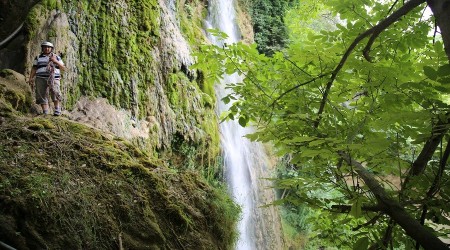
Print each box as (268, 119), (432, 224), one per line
(35, 78), (49, 114)
(51, 79), (62, 116)
(41, 104), (49, 114)
(53, 100), (61, 116)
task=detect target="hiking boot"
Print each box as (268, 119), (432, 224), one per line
(53, 108), (61, 116)
(43, 109), (49, 115)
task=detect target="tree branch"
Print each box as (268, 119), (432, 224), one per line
(283, 56), (313, 77)
(353, 213), (383, 231)
(339, 151), (448, 250)
(427, 137), (450, 197)
(0, 22), (24, 48)
(271, 73), (328, 107)
(387, 0), (401, 15)
(413, 138), (450, 248)
(409, 116), (449, 177)
(314, 0), (426, 128)
(363, 0), (426, 62)
(330, 204), (383, 213)
(369, 219), (396, 250)
(427, 0), (450, 61)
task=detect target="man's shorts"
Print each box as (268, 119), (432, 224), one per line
(35, 77), (62, 104)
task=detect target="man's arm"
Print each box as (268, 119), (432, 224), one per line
(51, 55), (66, 71)
(28, 67), (36, 86)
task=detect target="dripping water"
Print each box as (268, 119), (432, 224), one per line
(204, 1), (284, 249)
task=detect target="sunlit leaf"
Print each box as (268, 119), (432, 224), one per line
(350, 197), (362, 218)
(309, 139), (326, 147)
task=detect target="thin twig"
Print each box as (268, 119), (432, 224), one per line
(314, 0), (426, 128)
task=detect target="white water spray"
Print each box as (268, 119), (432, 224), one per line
(205, 1), (284, 249)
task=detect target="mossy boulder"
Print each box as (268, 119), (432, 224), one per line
(0, 69), (33, 116)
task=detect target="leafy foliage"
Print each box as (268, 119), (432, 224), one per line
(192, 0), (450, 248)
(246, 0), (295, 55)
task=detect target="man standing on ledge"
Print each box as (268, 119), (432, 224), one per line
(28, 41), (66, 116)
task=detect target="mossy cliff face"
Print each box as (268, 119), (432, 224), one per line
(0, 0), (241, 249)
(23, 0), (219, 166)
(0, 69), (239, 248)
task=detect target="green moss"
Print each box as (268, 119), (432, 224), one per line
(2, 89), (27, 111)
(134, 0), (160, 35)
(26, 118), (56, 131)
(0, 105), (237, 249)
(25, 173), (54, 199)
(178, 0), (208, 50)
(27, 123), (45, 131)
(22, 0), (222, 175)
(64, 79), (80, 109)
(0, 70), (33, 114)
(0, 69), (14, 77)
(167, 73), (180, 106)
(31, 118), (56, 129)
(25, 4), (47, 39)
(57, 0), (159, 113)
(0, 100), (14, 115)
(43, 0), (61, 10)
(199, 114), (221, 177)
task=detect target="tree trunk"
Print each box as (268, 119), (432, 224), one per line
(427, 0), (450, 61)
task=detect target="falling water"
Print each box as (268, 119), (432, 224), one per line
(205, 1), (284, 249)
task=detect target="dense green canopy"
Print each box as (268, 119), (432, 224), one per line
(194, 0), (450, 249)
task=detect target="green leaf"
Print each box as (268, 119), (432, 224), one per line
(206, 28), (228, 40)
(290, 153), (304, 164)
(438, 76), (450, 85)
(300, 149), (320, 158)
(286, 137), (317, 143)
(309, 139), (326, 147)
(437, 64), (450, 77)
(222, 95), (230, 104)
(238, 116), (249, 127)
(423, 66), (437, 80)
(350, 197), (362, 218)
(196, 1), (450, 246)
(353, 237), (369, 250)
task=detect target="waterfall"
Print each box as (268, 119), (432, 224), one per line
(204, 1), (284, 249)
